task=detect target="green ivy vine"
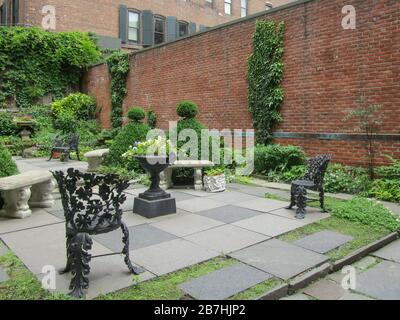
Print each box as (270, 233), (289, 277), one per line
(106, 51), (130, 128)
(0, 27), (101, 109)
(247, 20), (285, 144)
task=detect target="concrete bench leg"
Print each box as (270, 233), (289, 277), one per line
(29, 179), (56, 208)
(160, 168), (173, 190)
(87, 156), (103, 172)
(194, 169), (203, 191)
(0, 187), (32, 219)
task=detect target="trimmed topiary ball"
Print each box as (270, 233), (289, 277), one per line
(127, 107), (146, 122)
(176, 100), (199, 119)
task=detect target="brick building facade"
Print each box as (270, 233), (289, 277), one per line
(0, 0), (294, 50)
(83, 0), (400, 166)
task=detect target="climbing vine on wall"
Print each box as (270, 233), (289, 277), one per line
(106, 51), (130, 128)
(247, 20), (285, 144)
(0, 27), (101, 109)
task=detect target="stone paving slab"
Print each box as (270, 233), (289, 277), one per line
(132, 239), (219, 276)
(280, 293), (312, 300)
(372, 239), (400, 263)
(93, 224), (178, 252)
(235, 198), (288, 213)
(0, 240), (9, 256)
(121, 213), (149, 227)
(169, 191), (199, 202)
(184, 224), (269, 254)
(0, 209), (62, 235)
(179, 263), (272, 300)
(151, 213), (223, 237)
(206, 191), (260, 205)
(294, 230), (354, 254)
(0, 266), (9, 283)
(230, 239), (329, 280)
(270, 207), (330, 224)
(37, 253), (155, 300)
(0, 223), (111, 274)
(178, 189), (212, 197)
(232, 213), (305, 237)
(196, 205), (263, 224)
(303, 279), (348, 300)
(355, 261), (400, 300)
(177, 197), (226, 213)
(339, 293), (373, 300)
(227, 184), (270, 198)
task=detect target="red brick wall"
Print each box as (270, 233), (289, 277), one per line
(84, 0), (400, 166)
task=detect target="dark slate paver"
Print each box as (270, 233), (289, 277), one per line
(0, 266), (9, 283)
(93, 224), (177, 252)
(355, 261), (400, 300)
(294, 230), (353, 254)
(196, 205), (263, 223)
(179, 263), (272, 300)
(230, 239), (328, 280)
(372, 239), (400, 263)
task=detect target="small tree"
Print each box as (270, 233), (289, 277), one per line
(344, 97), (383, 179)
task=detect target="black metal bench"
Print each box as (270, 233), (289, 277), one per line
(52, 168), (144, 298)
(48, 134), (80, 162)
(286, 155), (331, 219)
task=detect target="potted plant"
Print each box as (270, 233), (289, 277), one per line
(204, 167), (226, 193)
(122, 137), (177, 218)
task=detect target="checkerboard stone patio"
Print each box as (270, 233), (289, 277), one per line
(0, 158), (335, 298)
(179, 263), (273, 300)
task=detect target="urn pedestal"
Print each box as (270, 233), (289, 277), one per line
(133, 156), (176, 218)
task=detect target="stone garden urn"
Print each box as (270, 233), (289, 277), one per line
(133, 155), (177, 218)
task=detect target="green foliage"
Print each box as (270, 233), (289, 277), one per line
(204, 167), (225, 176)
(52, 93), (96, 121)
(53, 108), (77, 133)
(375, 156), (400, 180)
(176, 100), (199, 119)
(105, 122), (150, 170)
(0, 144), (19, 178)
(106, 51), (130, 128)
(0, 112), (17, 135)
(366, 179), (400, 203)
(0, 27), (101, 108)
(254, 144), (305, 175)
(127, 107), (145, 122)
(323, 164), (370, 194)
(247, 20), (285, 144)
(23, 104), (52, 130)
(147, 108), (157, 128)
(329, 197), (400, 232)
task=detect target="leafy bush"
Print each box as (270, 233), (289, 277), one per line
(254, 144), (306, 174)
(0, 144), (19, 178)
(176, 101), (199, 119)
(105, 122), (150, 171)
(127, 107), (145, 122)
(53, 108), (77, 133)
(0, 136), (34, 156)
(0, 27), (100, 108)
(281, 165), (306, 182)
(52, 93), (97, 121)
(324, 164), (370, 194)
(375, 157), (400, 180)
(329, 197), (400, 232)
(0, 112), (17, 135)
(23, 104), (52, 130)
(366, 179), (400, 203)
(147, 109), (157, 128)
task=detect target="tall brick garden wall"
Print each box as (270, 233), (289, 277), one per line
(83, 0), (400, 166)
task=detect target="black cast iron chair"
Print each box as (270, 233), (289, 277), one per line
(48, 134), (80, 162)
(286, 155), (331, 219)
(52, 168), (144, 298)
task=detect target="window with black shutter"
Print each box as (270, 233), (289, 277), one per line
(154, 15), (165, 45)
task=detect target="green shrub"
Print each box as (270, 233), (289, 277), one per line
(254, 144), (306, 174)
(375, 157), (400, 180)
(176, 101), (199, 119)
(53, 108), (77, 133)
(366, 179), (400, 203)
(127, 107), (145, 122)
(105, 122), (150, 170)
(0, 144), (19, 178)
(77, 120), (101, 147)
(52, 93), (97, 121)
(147, 109), (157, 128)
(281, 165), (306, 182)
(23, 105), (52, 130)
(324, 164), (370, 194)
(0, 112), (17, 135)
(329, 197), (400, 232)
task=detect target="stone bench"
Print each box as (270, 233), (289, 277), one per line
(160, 160), (214, 191)
(84, 149), (110, 172)
(0, 171), (56, 219)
